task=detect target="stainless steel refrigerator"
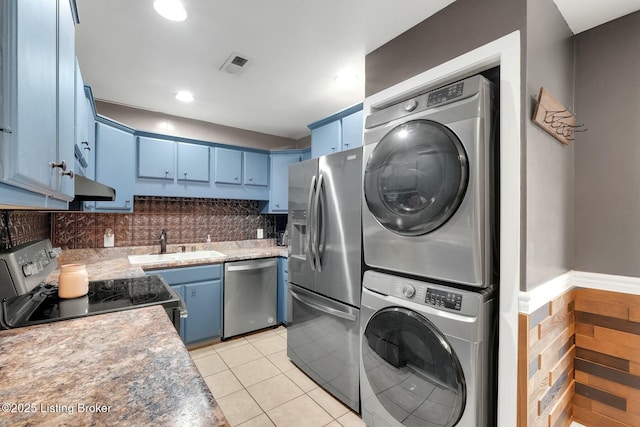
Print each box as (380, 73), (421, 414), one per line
(287, 147), (362, 412)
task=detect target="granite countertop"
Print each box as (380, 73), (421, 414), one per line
(47, 239), (289, 281)
(0, 305), (229, 426)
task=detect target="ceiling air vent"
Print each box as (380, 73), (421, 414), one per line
(220, 52), (251, 75)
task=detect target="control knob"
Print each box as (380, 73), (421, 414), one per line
(402, 284), (416, 298)
(403, 99), (418, 112)
(48, 247), (62, 259)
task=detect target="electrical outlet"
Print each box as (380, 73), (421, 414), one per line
(257, 228), (264, 239)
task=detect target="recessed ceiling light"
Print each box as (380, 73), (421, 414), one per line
(334, 70), (360, 87)
(174, 91), (194, 103)
(153, 0), (187, 22)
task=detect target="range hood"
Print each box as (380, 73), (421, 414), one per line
(73, 175), (116, 201)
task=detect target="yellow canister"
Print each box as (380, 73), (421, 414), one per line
(58, 264), (89, 299)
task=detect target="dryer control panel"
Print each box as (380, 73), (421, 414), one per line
(426, 288), (463, 311)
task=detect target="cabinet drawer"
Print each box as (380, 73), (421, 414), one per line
(149, 264), (222, 284)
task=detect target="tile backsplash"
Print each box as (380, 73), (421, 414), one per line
(0, 211), (50, 250)
(51, 197), (286, 249)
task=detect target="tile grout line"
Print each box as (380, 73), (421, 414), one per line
(193, 327), (355, 427)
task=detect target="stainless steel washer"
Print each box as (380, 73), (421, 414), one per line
(362, 75), (496, 288)
(360, 270), (495, 427)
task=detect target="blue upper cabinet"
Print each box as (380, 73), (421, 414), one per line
(340, 109), (363, 150)
(214, 147), (242, 185)
(177, 142), (210, 182)
(0, 0), (77, 206)
(95, 121), (135, 211)
(74, 60), (95, 180)
(131, 137), (269, 200)
(311, 120), (341, 159)
(269, 152), (300, 212)
(57, 0), (76, 200)
(308, 103), (363, 159)
(137, 136), (175, 180)
(243, 152), (269, 187)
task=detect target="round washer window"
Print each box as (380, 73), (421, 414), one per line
(364, 120), (468, 236)
(362, 307), (466, 426)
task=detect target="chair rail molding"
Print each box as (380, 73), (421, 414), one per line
(519, 270), (640, 314)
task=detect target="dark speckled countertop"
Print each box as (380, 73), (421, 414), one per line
(47, 239), (288, 281)
(0, 305), (229, 426)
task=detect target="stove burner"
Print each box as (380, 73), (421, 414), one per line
(100, 292), (158, 304)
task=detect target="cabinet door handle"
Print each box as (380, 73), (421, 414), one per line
(275, 204), (280, 208)
(165, 170), (169, 177)
(0, 126), (12, 134)
(81, 141), (89, 146)
(62, 170), (74, 179)
(50, 160), (67, 171)
(344, 143), (349, 147)
(234, 177), (239, 180)
(331, 147), (336, 151)
(249, 177), (253, 181)
(184, 172), (188, 178)
(191, 290), (196, 297)
(125, 200), (131, 206)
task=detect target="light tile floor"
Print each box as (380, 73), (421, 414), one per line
(190, 326), (366, 427)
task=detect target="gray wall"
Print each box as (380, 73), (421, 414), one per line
(95, 101), (297, 150)
(574, 12), (640, 276)
(365, 0), (526, 97)
(523, 0), (575, 290)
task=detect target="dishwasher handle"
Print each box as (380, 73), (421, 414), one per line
(226, 259), (277, 272)
(289, 289), (357, 322)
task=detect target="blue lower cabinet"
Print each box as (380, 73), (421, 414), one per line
(277, 257), (288, 324)
(148, 264), (223, 345)
(183, 280), (222, 343)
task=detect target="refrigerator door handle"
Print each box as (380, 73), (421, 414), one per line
(307, 175), (317, 271)
(289, 289), (357, 322)
(314, 173), (324, 272)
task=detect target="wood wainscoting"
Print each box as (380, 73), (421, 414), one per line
(518, 290), (576, 427)
(573, 289), (640, 426)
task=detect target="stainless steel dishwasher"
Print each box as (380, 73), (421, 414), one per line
(223, 258), (277, 338)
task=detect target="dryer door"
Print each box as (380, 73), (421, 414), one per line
(362, 307), (466, 427)
(363, 120), (468, 236)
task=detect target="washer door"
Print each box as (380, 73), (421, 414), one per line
(364, 120), (468, 236)
(362, 307), (466, 427)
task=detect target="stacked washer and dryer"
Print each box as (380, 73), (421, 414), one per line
(360, 75), (498, 427)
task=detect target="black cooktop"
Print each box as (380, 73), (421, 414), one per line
(1, 275), (181, 329)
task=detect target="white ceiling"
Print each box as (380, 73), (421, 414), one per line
(553, 0), (640, 34)
(75, 0), (640, 141)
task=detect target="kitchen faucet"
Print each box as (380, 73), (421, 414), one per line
(160, 229), (167, 254)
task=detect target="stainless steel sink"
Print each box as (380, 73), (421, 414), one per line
(127, 250), (226, 264)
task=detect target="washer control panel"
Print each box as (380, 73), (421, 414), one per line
(391, 280), (463, 312)
(426, 288), (463, 311)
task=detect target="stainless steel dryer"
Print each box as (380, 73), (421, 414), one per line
(360, 270), (495, 427)
(362, 75), (496, 288)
